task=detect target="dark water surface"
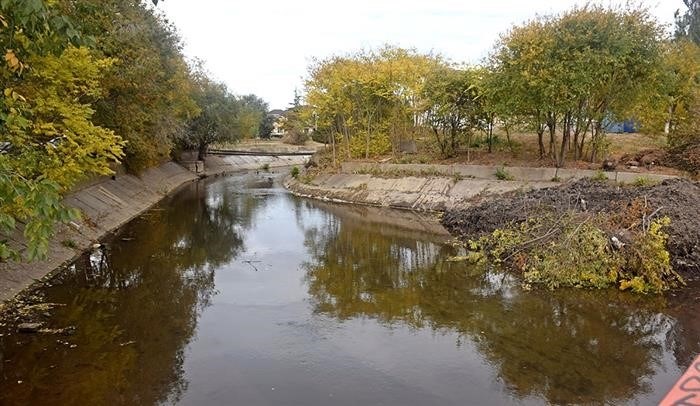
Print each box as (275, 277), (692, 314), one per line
(0, 174), (698, 405)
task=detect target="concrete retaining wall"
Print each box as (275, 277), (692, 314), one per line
(205, 154), (309, 176)
(286, 162), (679, 212)
(287, 173), (554, 212)
(0, 162), (199, 303)
(0, 154), (310, 304)
(340, 162), (677, 183)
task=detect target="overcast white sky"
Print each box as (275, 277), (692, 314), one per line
(160, 0), (685, 110)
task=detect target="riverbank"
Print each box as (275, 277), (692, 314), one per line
(285, 161), (676, 211)
(0, 155), (310, 305)
(444, 177), (700, 285)
(286, 161), (699, 289)
(0, 162), (198, 304)
(2, 172), (695, 405)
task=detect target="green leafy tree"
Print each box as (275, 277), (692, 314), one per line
(1, 1), (124, 260)
(675, 0), (700, 44)
(235, 94), (268, 139)
(259, 114), (275, 139)
(181, 73), (240, 160)
(305, 46), (443, 160)
(62, 0), (198, 172)
(421, 67), (481, 158)
(488, 5), (663, 166)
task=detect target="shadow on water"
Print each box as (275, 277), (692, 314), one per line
(0, 173), (697, 405)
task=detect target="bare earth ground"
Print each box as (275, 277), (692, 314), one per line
(393, 132), (684, 176)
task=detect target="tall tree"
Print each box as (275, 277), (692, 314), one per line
(421, 67), (481, 158)
(60, 0), (198, 172)
(1, 1), (124, 260)
(235, 94), (268, 139)
(180, 74), (240, 160)
(676, 0), (700, 44)
(305, 46), (443, 160)
(488, 5), (663, 167)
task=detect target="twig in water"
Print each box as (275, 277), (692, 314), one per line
(243, 260), (262, 272)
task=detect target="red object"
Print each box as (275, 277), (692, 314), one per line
(659, 355), (700, 405)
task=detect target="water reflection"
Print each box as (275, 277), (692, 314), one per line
(0, 175), (697, 406)
(0, 180), (266, 405)
(299, 200), (697, 405)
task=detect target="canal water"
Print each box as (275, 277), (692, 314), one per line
(0, 173), (698, 405)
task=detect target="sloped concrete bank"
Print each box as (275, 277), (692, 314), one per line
(0, 162), (204, 304)
(285, 162), (677, 212)
(203, 154), (309, 176)
(0, 155), (312, 305)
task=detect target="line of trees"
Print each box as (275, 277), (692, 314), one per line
(303, 3), (700, 168)
(0, 0), (268, 261)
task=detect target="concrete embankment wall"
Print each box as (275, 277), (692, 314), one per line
(0, 162), (199, 303)
(339, 162), (677, 184)
(0, 154), (311, 304)
(286, 162), (677, 212)
(203, 154), (309, 175)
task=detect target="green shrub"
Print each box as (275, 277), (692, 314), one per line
(620, 217), (678, 293)
(291, 166), (300, 178)
(61, 239), (78, 249)
(591, 170), (609, 182)
(631, 176), (658, 187)
(474, 212), (682, 293)
(348, 132), (392, 158)
(495, 166), (515, 181)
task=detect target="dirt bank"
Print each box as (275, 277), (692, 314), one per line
(442, 178), (700, 279)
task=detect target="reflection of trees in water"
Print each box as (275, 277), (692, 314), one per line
(0, 180), (269, 405)
(664, 283), (700, 370)
(300, 208), (686, 404)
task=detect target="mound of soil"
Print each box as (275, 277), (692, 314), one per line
(442, 178), (700, 279)
(664, 143), (700, 176)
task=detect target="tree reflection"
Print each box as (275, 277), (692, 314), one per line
(0, 179), (268, 405)
(300, 206), (690, 404)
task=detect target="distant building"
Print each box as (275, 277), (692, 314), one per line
(267, 109), (287, 137)
(266, 108), (315, 137)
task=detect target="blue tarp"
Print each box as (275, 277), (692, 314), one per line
(604, 119), (638, 133)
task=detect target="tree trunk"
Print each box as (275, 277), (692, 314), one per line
(590, 121), (603, 163)
(341, 115), (351, 159)
(547, 112), (557, 161)
(537, 127), (545, 159)
(558, 113), (571, 168)
(505, 125), (514, 154)
(486, 115), (495, 153)
(330, 132), (337, 167)
(365, 110), (373, 160)
(198, 142), (208, 161)
(664, 104), (675, 136)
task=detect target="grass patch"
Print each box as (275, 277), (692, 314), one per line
(631, 176), (659, 187)
(591, 170), (609, 182)
(495, 166), (515, 181)
(61, 239), (78, 249)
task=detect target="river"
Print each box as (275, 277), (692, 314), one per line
(0, 172), (698, 405)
